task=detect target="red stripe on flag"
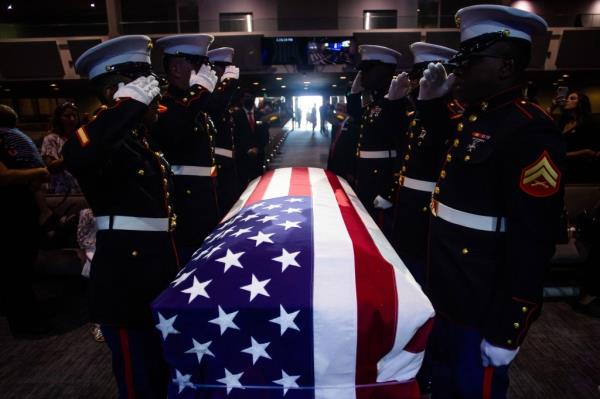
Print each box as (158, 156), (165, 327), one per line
(118, 329), (137, 399)
(288, 167), (311, 196)
(403, 317), (434, 353)
(245, 170), (274, 205)
(325, 171), (400, 399)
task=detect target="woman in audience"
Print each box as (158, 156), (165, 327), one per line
(551, 91), (600, 182)
(41, 102), (82, 194)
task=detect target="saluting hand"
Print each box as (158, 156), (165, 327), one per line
(113, 75), (161, 106)
(385, 72), (410, 101)
(190, 64), (218, 93)
(418, 62), (456, 101)
(221, 65), (240, 81)
(350, 71), (364, 95)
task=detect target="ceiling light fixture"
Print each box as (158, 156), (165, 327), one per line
(339, 76), (347, 80)
(276, 77), (283, 81)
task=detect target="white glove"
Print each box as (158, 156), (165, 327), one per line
(373, 195), (393, 210)
(189, 64), (218, 92)
(385, 72), (410, 100)
(221, 65), (240, 81)
(113, 75), (161, 106)
(480, 339), (519, 367)
(418, 62), (456, 101)
(351, 71), (364, 94)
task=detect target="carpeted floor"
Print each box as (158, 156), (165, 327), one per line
(1, 127), (598, 398)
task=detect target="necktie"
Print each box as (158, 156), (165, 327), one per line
(247, 111), (255, 132)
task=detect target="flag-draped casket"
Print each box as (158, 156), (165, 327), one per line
(152, 167), (435, 399)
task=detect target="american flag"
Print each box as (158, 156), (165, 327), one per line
(152, 167), (435, 399)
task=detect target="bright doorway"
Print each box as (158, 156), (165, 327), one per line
(293, 95), (323, 130)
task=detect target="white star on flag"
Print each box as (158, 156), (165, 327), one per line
(264, 204), (282, 210)
(216, 249), (245, 273)
(241, 336), (272, 364)
(185, 339), (215, 364)
(171, 269), (194, 287)
(209, 305), (240, 335)
(282, 207), (302, 214)
(276, 220), (302, 231)
(180, 276), (211, 303)
(156, 313), (180, 340)
(270, 305), (300, 335)
(286, 198), (303, 203)
(272, 249), (301, 272)
(172, 369), (195, 394)
(231, 226), (253, 237)
(247, 231), (275, 247)
(273, 370), (300, 396)
(217, 368), (245, 394)
(248, 202), (264, 210)
(203, 242), (224, 259)
(240, 274), (271, 302)
(241, 214), (259, 222)
(258, 215), (279, 223)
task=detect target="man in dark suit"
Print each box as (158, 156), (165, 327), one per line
(232, 89), (269, 185)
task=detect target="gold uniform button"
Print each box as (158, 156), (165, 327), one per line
(513, 322), (520, 329)
(404, 154), (410, 161)
(469, 114), (478, 122)
(137, 169), (145, 176)
(507, 339), (513, 345)
(183, 97), (188, 102)
(453, 138), (460, 147)
(160, 165), (166, 172)
(422, 206), (428, 212)
(166, 192), (170, 199)
(520, 100), (527, 105)
(522, 307), (528, 313)
(186, 189), (192, 195)
(411, 120), (417, 127)
(168, 205), (172, 213)
(401, 166), (407, 172)
(440, 170), (447, 179)
(464, 155), (471, 162)
(446, 154), (452, 162)
(194, 127), (198, 132)
(434, 187), (440, 195)
(410, 133), (414, 139)
(190, 91), (196, 96)
(373, 169), (378, 174)
(131, 250), (139, 257)
(163, 178), (168, 185)
(481, 101), (489, 111)
(461, 248), (469, 255)
(457, 122), (464, 132)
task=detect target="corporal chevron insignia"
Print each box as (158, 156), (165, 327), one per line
(519, 150), (560, 197)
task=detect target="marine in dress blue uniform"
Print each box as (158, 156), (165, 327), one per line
(151, 34), (221, 263)
(347, 45), (411, 230)
(206, 47), (242, 216)
(63, 36), (179, 398)
(390, 42), (460, 285)
(422, 7), (565, 398)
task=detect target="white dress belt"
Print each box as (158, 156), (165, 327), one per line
(96, 216), (170, 232)
(171, 165), (217, 177)
(214, 147), (233, 158)
(400, 176), (437, 192)
(358, 150), (397, 159)
(431, 200), (507, 233)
